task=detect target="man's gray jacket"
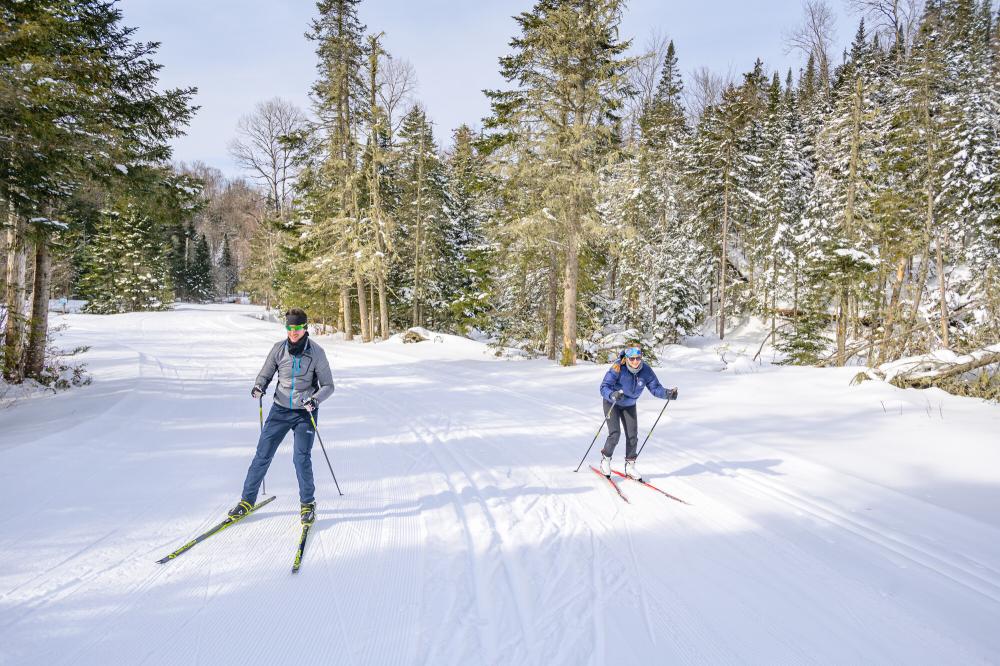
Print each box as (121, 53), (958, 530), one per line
(256, 338), (334, 410)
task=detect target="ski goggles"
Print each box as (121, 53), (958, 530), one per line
(285, 324), (307, 331)
(623, 347), (642, 359)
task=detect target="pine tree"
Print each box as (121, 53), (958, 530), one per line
(189, 234), (214, 302)
(687, 69), (762, 340)
(484, 0), (634, 365)
(392, 106), (448, 328)
(80, 208), (173, 313)
(791, 21), (884, 365)
(444, 125), (495, 333)
(219, 235), (239, 297)
(298, 0), (370, 340)
(631, 40), (706, 345)
(938, 0), (1000, 348)
(869, 4), (956, 361)
(1, 0), (194, 380)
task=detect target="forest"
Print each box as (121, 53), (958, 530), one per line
(2, 0), (998, 397)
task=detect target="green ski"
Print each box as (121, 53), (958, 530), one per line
(156, 495), (276, 564)
(292, 523), (311, 573)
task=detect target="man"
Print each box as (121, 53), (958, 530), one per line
(598, 346), (677, 480)
(229, 308), (335, 525)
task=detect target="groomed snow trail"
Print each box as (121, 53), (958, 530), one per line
(1, 305), (999, 665)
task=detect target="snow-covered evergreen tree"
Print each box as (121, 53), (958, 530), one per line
(218, 235), (239, 297)
(391, 105), (449, 328)
(80, 209), (173, 314)
(443, 125), (495, 334)
(686, 68), (764, 339)
(789, 22), (885, 364)
(189, 234), (214, 302)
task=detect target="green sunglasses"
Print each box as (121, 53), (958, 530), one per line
(285, 324), (307, 331)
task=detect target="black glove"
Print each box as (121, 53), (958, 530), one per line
(666, 387), (678, 400)
(250, 385), (264, 399)
(302, 397), (317, 412)
(610, 390), (625, 402)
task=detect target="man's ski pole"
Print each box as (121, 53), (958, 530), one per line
(574, 400), (618, 472)
(259, 395), (266, 496)
(635, 397), (672, 459)
(309, 412), (343, 496)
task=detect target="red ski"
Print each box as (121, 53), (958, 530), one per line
(612, 470), (689, 505)
(590, 465), (630, 503)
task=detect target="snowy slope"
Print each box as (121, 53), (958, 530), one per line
(1, 304), (999, 665)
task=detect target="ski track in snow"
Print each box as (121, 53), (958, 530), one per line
(1, 304), (999, 665)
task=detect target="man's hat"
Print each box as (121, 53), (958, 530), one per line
(285, 309), (307, 326)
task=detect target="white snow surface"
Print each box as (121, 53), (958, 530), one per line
(1, 304), (999, 665)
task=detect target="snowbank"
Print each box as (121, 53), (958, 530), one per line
(0, 376), (52, 407)
(370, 326), (513, 361)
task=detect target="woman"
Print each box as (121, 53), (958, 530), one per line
(598, 346), (677, 480)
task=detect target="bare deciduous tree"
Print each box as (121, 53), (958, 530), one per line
(623, 30), (671, 144)
(684, 66), (732, 123)
(785, 0), (837, 88)
(228, 98), (308, 218)
(376, 54), (417, 140)
(846, 0), (923, 50)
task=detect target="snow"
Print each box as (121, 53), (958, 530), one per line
(878, 344), (1000, 383)
(1, 304), (999, 664)
(48, 298), (87, 314)
(0, 376), (52, 406)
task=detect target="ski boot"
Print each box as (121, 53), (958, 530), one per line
(600, 453), (612, 477)
(300, 501), (316, 525)
(625, 459), (641, 481)
(227, 499), (253, 520)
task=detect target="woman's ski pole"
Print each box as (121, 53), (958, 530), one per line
(309, 412), (343, 496)
(259, 395), (266, 496)
(635, 397), (672, 459)
(574, 400), (618, 472)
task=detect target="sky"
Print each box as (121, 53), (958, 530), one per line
(118, 0), (855, 179)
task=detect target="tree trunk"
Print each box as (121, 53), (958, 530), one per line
(936, 231), (949, 348)
(546, 248), (558, 360)
(412, 125), (426, 329)
(608, 253), (618, 301)
(3, 211), (27, 382)
(719, 180), (730, 340)
(560, 231), (579, 366)
(368, 282), (375, 338)
(837, 286), (849, 366)
(838, 75), (863, 367)
(341, 285), (353, 341)
(878, 257), (908, 364)
(770, 270), (777, 346)
(793, 259), (799, 316)
(413, 210), (422, 328)
(902, 72), (934, 356)
(904, 140), (936, 356)
(26, 233), (51, 378)
(355, 268), (371, 342)
(377, 273), (389, 340)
